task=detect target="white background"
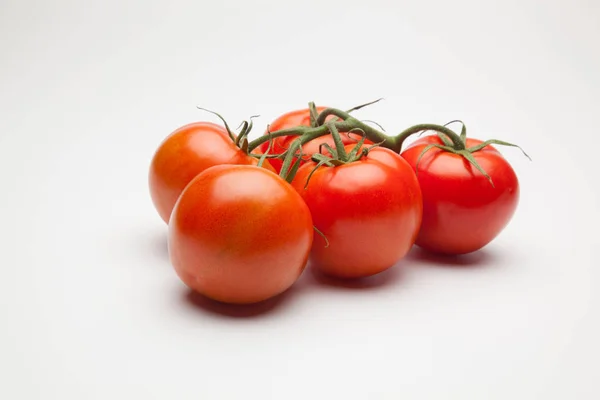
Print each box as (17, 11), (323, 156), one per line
(1, 0), (599, 398)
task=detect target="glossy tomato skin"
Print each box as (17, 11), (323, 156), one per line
(292, 147), (423, 279)
(259, 107), (371, 173)
(401, 136), (520, 255)
(149, 122), (274, 223)
(169, 165), (313, 304)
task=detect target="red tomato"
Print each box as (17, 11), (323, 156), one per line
(149, 122), (274, 223)
(259, 107), (371, 173)
(169, 165), (313, 304)
(401, 136), (520, 255)
(292, 146), (423, 279)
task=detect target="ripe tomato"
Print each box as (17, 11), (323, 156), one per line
(259, 107), (371, 173)
(149, 122), (274, 223)
(401, 135), (520, 255)
(169, 165), (313, 304)
(292, 146), (423, 279)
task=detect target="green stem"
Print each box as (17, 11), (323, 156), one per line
(395, 124), (466, 150)
(317, 110), (468, 152)
(247, 126), (313, 152)
(308, 102), (320, 127)
(249, 109), (471, 156)
(246, 116), (397, 153)
(291, 122), (353, 146)
(315, 108), (352, 125)
(316, 108), (402, 152)
(327, 122), (349, 162)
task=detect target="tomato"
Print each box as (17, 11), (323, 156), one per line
(149, 122), (274, 223)
(259, 107), (371, 173)
(168, 165), (313, 304)
(291, 146), (423, 279)
(400, 135), (520, 255)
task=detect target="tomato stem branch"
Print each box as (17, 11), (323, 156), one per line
(247, 116), (399, 154)
(328, 122), (349, 161)
(246, 109), (466, 158)
(395, 124), (466, 150)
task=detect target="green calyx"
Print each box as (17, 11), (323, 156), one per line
(313, 122), (375, 164)
(410, 121), (531, 187)
(301, 122), (383, 189)
(197, 106), (258, 155)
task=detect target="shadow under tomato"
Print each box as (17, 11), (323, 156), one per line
(405, 246), (496, 268)
(138, 226), (169, 262)
(308, 262), (407, 290)
(182, 273), (309, 318)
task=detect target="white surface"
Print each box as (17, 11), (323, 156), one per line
(1, 0), (599, 398)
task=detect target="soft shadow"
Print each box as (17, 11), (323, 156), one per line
(309, 263), (406, 290)
(145, 229), (169, 261)
(405, 246), (496, 268)
(182, 274), (308, 318)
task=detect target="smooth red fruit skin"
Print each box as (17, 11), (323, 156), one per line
(259, 107), (371, 173)
(292, 147), (423, 279)
(149, 122), (274, 224)
(401, 136), (520, 255)
(168, 165), (313, 304)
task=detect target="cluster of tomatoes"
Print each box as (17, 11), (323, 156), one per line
(149, 102), (527, 304)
